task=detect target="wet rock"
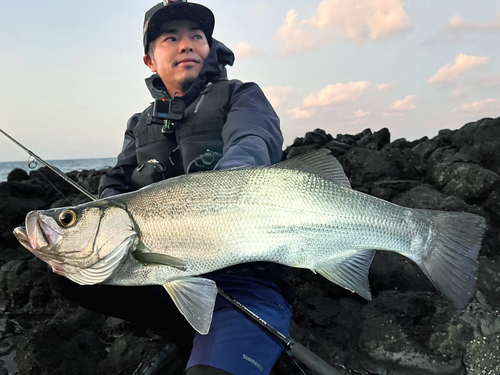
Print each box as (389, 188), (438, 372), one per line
(7, 169), (29, 182)
(429, 162), (500, 204)
(98, 335), (154, 375)
(356, 127), (391, 150)
(1, 116), (499, 374)
(366, 180), (421, 201)
(392, 184), (481, 213)
(369, 251), (435, 297)
(359, 291), (472, 374)
(483, 189), (500, 227)
(302, 128), (333, 146)
(464, 335), (500, 375)
(16, 310), (108, 375)
(450, 117), (500, 175)
(343, 147), (401, 188)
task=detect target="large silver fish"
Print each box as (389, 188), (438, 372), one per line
(13, 149), (486, 334)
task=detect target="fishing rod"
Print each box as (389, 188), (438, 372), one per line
(0, 128), (97, 201)
(217, 288), (342, 375)
(1, 128), (342, 375)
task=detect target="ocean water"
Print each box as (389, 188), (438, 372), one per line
(0, 157), (117, 182)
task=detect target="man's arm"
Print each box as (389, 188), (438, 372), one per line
(214, 82), (283, 170)
(98, 114), (140, 198)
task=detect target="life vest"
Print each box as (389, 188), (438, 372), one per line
(132, 79), (236, 180)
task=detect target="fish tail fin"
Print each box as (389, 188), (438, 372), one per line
(416, 210), (486, 309)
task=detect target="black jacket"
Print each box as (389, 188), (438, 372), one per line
(99, 39), (283, 198)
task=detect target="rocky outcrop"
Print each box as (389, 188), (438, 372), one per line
(0, 117), (499, 374)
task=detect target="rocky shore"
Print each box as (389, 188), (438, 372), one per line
(1, 116), (499, 374)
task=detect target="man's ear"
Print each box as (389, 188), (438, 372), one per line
(143, 54), (157, 73)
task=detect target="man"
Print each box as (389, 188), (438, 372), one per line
(50, 1), (291, 374)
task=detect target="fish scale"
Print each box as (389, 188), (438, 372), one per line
(14, 149), (486, 334)
(117, 165), (427, 278)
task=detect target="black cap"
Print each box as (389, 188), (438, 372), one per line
(143, 1), (215, 54)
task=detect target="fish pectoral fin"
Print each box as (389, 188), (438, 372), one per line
(273, 148), (352, 189)
(316, 250), (375, 301)
(132, 251), (187, 271)
(163, 277), (217, 335)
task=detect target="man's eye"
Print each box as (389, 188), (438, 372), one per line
(164, 36), (176, 42)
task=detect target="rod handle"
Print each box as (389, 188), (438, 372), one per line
(290, 342), (343, 375)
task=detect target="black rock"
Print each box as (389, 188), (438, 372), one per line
(1, 117), (500, 375)
(7, 168), (29, 182)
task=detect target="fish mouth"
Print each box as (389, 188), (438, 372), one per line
(13, 226), (30, 249)
(14, 211), (63, 258)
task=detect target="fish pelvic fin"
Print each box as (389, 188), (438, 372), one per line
(316, 250), (375, 301)
(416, 210), (486, 310)
(274, 148), (352, 189)
(163, 277), (217, 335)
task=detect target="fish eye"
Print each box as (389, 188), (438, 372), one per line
(58, 210), (77, 228)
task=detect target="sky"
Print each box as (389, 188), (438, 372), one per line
(0, 0), (499, 162)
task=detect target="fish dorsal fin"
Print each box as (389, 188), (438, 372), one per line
(65, 233), (136, 285)
(274, 149), (351, 189)
(163, 277), (218, 335)
(316, 249), (375, 301)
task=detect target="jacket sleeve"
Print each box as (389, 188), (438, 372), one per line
(98, 114), (140, 198)
(214, 82), (283, 170)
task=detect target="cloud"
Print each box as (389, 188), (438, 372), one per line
(286, 81), (371, 120)
(262, 86), (296, 108)
(376, 83), (396, 91)
(311, 0), (410, 44)
(355, 109), (370, 118)
(454, 98), (499, 113)
(446, 13), (500, 33)
(450, 87), (471, 98)
(429, 53), (489, 84)
(302, 81), (371, 107)
(233, 42), (264, 59)
(274, 0), (410, 56)
(287, 107), (318, 120)
(473, 73), (500, 88)
(274, 9), (318, 56)
(390, 95), (417, 112)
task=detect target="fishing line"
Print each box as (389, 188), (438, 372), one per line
(25, 156), (75, 206)
(0, 128), (96, 201)
(0, 132), (27, 164)
(2, 127), (339, 375)
(285, 348), (308, 375)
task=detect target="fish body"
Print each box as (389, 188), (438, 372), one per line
(14, 150), (486, 334)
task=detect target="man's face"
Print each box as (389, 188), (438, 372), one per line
(144, 20), (210, 96)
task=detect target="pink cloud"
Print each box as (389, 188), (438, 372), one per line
(262, 86), (296, 109)
(355, 109), (370, 118)
(429, 53), (489, 84)
(302, 81), (371, 107)
(455, 98), (499, 113)
(287, 107), (317, 120)
(274, 0), (410, 56)
(233, 42), (264, 59)
(446, 13), (500, 33)
(390, 95), (417, 112)
(274, 9), (318, 56)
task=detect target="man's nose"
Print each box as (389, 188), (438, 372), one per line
(179, 37), (193, 53)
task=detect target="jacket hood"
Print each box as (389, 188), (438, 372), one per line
(145, 38), (235, 106)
